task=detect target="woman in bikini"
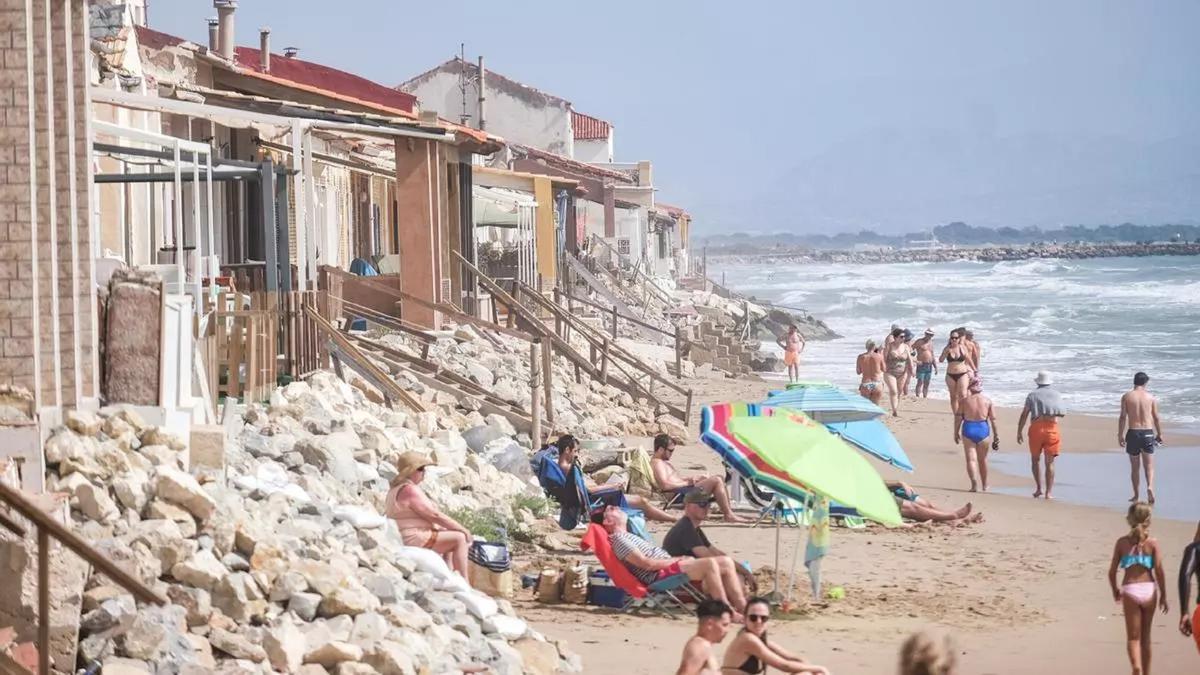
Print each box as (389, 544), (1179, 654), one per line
(720, 598), (831, 674)
(939, 330), (976, 416)
(856, 339), (886, 405)
(883, 328), (914, 417)
(1107, 502), (1169, 675)
(385, 451), (474, 583)
(954, 375), (998, 492)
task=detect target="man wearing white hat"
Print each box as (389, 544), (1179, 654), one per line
(1017, 371), (1066, 499)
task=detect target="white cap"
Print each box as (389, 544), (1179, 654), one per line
(1034, 370), (1054, 386)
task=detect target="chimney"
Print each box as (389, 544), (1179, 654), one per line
(283, 47), (299, 59)
(214, 0), (237, 61)
(477, 56), (486, 131)
(206, 18), (219, 52)
(259, 27), (270, 72)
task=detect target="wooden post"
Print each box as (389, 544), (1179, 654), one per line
(674, 324), (682, 380)
(611, 303), (618, 338)
(553, 288), (563, 339)
(685, 389), (694, 429)
(600, 339), (610, 384)
(542, 335), (554, 426)
(530, 339), (542, 447)
(38, 527), (49, 675)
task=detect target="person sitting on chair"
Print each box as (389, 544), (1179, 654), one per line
(651, 434), (748, 523)
(547, 434), (674, 523)
(663, 491), (757, 593)
(594, 505), (747, 617)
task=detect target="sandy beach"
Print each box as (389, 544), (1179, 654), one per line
(522, 374), (1200, 674)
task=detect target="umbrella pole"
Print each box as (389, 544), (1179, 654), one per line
(784, 495), (809, 603)
(772, 502), (781, 598)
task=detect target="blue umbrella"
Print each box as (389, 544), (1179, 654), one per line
(764, 387), (885, 423)
(824, 419), (914, 472)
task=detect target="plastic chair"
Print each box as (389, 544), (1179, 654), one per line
(580, 524), (703, 617)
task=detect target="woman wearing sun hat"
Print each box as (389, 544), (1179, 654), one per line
(385, 451), (473, 581)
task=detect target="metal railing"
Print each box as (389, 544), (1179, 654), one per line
(0, 481), (166, 674)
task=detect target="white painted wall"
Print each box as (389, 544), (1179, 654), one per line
(574, 136), (613, 163)
(402, 70), (574, 156)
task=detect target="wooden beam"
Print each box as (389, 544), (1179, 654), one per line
(303, 305), (426, 411)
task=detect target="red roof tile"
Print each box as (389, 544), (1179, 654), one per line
(572, 111), (611, 141)
(514, 144), (633, 184)
(234, 46), (416, 113)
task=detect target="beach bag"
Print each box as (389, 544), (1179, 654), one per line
(467, 541), (513, 598)
(561, 564), (589, 604)
(535, 568), (563, 603)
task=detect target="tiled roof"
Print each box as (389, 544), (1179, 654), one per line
(513, 144), (634, 184)
(233, 45), (416, 114)
(655, 202), (690, 218)
(572, 111), (611, 140)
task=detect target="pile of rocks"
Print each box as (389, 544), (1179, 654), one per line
(373, 324), (690, 441)
(44, 370), (582, 674)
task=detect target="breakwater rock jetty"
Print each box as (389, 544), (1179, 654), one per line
(709, 241), (1200, 266)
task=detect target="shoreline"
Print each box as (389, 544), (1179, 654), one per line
(525, 376), (1200, 675)
(704, 242), (1200, 266)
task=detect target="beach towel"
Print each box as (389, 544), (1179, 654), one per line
(580, 524), (648, 599)
(624, 447), (656, 498)
(804, 496), (831, 599)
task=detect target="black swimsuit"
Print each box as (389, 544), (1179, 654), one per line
(724, 632), (767, 674)
(946, 350), (968, 380)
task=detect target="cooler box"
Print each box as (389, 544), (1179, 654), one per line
(586, 570), (628, 608)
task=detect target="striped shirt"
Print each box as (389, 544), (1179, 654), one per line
(610, 531), (670, 584)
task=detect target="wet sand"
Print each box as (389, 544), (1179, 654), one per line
(523, 378), (1200, 674)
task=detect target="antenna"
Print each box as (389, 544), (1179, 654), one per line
(458, 43), (471, 126)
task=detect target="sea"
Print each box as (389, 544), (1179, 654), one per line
(711, 255), (1200, 518)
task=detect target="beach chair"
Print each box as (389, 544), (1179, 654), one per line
(580, 524), (704, 617)
(533, 449), (655, 541)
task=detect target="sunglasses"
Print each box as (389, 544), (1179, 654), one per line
(747, 615), (769, 623)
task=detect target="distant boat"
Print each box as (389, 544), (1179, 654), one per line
(904, 234), (945, 251)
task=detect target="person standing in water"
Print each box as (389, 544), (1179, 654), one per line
(954, 375), (997, 493)
(1119, 372), (1164, 505)
(939, 330), (976, 415)
(882, 328), (914, 417)
(899, 330), (916, 397)
(856, 339), (886, 405)
(911, 328), (938, 399)
(777, 325), (805, 384)
(1107, 502), (1169, 675)
(1017, 370), (1065, 500)
(962, 329), (981, 371)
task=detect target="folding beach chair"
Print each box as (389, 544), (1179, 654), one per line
(580, 524), (704, 617)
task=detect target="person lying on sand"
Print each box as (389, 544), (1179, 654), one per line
(677, 599), (734, 675)
(720, 597), (831, 674)
(594, 505), (748, 616)
(663, 491), (757, 594)
(887, 481), (983, 527)
(652, 434), (748, 523)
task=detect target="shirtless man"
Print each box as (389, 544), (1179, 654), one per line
(676, 599), (734, 675)
(651, 434), (748, 523)
(962, 329), (982, 370)
(856, 339), (885, 405)
(1118, 371), (1163, 504)
(911, 328), (938, 399)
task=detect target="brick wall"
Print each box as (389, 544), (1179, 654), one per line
(0, 0), (94, 409)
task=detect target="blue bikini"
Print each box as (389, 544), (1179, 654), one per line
(961, 419), (991, 443)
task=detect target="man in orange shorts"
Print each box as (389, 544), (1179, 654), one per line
(1016, 370), (1065, 499)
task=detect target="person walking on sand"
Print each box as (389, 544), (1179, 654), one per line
(856, 340), (886, 405)
(883, 328), (914, 417)
(676, 599), (734, 675)
(954, 375), (998, 493)
(912, 328), (938, 399)
(1107, 502), (1169, 675)
(1119, 372), (1164, 505)
(962, 329), (981, 371)
(939, 330), (975, 416)
(777, 325), (805, 384)
(899, 330), (916, 397)
(1178, 521), (1200, 656)
(720, 597), (832, 674)
(1016, 370), (1065, 499)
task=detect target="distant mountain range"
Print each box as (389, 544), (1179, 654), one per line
(699, 222), (1200, 250)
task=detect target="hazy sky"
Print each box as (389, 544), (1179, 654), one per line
(150, 1), (1200, 234)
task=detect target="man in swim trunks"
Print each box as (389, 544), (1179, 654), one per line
(1017, 370), (1065, 500)
(1119, 371), (1164, 505)
(675, 599), (733, 675)
(856, 339), (885, 405)
(911, 328), (938, 399)
(776, 324), (805, 384)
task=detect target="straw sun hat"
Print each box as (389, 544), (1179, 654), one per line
(393, 451), (435, 484)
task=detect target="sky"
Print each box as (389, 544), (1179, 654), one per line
(149, 1), (1200, 235)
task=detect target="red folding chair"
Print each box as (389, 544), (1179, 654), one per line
(580, 524), (703, 617)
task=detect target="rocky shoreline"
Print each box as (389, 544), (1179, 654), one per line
(708, 241), (1200, 265)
